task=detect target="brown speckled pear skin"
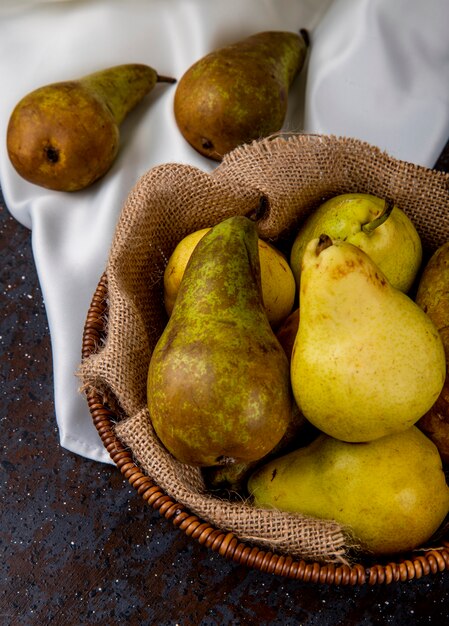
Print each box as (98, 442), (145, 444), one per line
(174, 30), (309, 161)
(6, 64), (176, 191)
(416, 241), (449, 464)
(147, 216), (292, 467)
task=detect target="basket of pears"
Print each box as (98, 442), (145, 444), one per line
(10, 27), (449, 583)
(80, 131), (449, 584)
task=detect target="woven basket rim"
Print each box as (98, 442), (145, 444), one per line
(82, 272), (449, 585)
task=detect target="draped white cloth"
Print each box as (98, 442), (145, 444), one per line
(1, 0), (448, 464)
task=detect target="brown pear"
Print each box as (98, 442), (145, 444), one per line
(174, 30), (309, 160)
(276, 307), (300, 361)
(416, 241), (449, 464)
(7, 64), (176, 191)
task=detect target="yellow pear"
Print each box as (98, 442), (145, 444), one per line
(164, 228), (210, 316)
(248, 427), (449, 555)
(291, 235), (446, 442)
(290, 193), (422, 293)
(163, 227), (296, 327)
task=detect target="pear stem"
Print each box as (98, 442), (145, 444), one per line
(316, 233), (333, 255)
(157, 74), (177, 84)
(362, 197), (394, 234)
(299, 28), (310, 48)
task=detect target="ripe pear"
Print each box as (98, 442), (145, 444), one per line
(248, 427), (449, 555)
(147, 215), (292, 466)
(291, 235), (446, 442)
(163, 227), (296, 327)
(174, 30), (309, 160)
(416, 241), (449, 464)
(290, 193), (422, 293)
(7, 64), (176, 191)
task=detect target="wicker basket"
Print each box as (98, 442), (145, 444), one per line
(81, 134), (449, 584)
(82, 272), (449, 585)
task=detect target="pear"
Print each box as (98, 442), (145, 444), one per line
(163, 226), (296, 327)
(416, 241), (449, 464)
(174, 30), (309, 160)
(7, 64), (176, 191)
(247, 427), (449, 555)
(290, 194), (422, 293)
(163, 228), (211, 315)
(147, 215), (292, 466)
(291, 235), (446, 442)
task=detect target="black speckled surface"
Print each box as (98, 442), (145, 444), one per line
(2, 146), (449, 624)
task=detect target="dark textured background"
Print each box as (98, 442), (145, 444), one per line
(2, 140), (449, 625)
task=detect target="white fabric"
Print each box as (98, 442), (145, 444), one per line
(1, 0), (448, 464)
(304, 0), (449, 166)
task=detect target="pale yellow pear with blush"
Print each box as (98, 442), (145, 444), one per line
(164, 227), (295, 327)
(291, 235), (446, 442)
(248, 427), (449, 555)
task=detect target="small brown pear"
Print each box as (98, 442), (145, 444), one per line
(174, 30), (309, 160)
(7, 64), (176, 191)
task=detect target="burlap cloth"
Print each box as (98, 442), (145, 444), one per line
(79, 133), (449, 563)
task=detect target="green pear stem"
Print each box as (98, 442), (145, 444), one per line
(362, 197), (394, 234)
(316, 233), (333, 255)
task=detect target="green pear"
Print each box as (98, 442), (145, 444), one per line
(247, 426), (449, 555)
(147, 216), (292, 466)
(290, 193), (422, 293)
(174, 30), (309, 160)
(291, 235), (446, 442)
(7, 64), (176, 191)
